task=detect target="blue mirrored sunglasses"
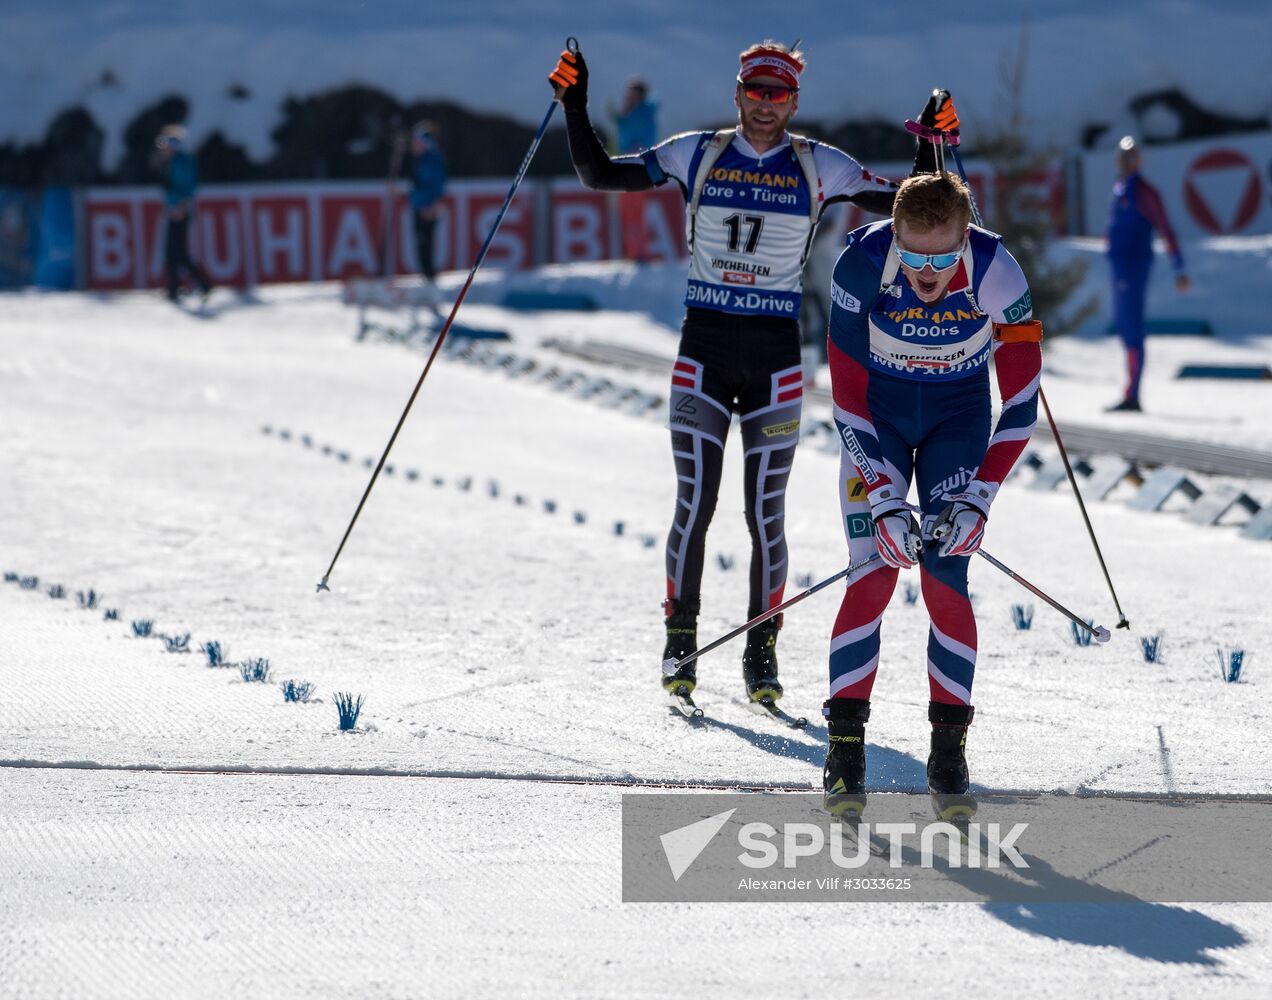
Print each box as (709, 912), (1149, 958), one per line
(894, 242), (965, 273)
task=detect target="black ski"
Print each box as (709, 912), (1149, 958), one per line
(745, 696), (808, 729)
(665, 687), (809, 729)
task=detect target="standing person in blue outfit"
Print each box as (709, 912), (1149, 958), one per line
(547, 40), (951, 704)
(155, 125), (211, 305)
(612, 77), (658, 261)
(409, 121), (447, 284)
(1106, 136), (1190, 412)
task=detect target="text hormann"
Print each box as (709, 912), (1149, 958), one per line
(885, 306), (982, 324)
(707, 168), (799, 188)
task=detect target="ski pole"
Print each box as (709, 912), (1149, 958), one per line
(948, 143), (978, 222)
(973, 546), (1111, 643)
(316, 41), (575, 593)
(1035, 389), (1131, 629)
(662, 554), (882, 676)
(925, 500), (1110, 641)
(937, 116), (1130, 629)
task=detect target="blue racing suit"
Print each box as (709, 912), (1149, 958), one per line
(1107, 172), (1184, 403)
(827, 220), (1041, 706)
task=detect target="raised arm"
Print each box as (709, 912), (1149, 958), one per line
(820, 90), (964, 218)
(549, 48), (658, 192)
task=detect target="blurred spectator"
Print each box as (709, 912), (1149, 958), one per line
(613, 77), (658, 262)
(154, 124), (211, 304)
(1105, 136), (1190, 412)
(409, 121), (447, 283)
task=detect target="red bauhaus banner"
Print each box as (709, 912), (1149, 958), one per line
(83, 179), (689, 290)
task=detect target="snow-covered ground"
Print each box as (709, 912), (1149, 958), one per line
(2, 251), (1272, 995)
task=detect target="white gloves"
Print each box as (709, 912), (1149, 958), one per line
(868, 480), (994, 565)
(873, 510), (924, 568)
(931, 491), (990, 558)
(868, 484), (922, 568)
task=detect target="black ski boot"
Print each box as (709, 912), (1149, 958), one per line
(823, 698), (870, 818)
(928, 701), (977, 825)
(660, 597), (699, 695)
(742, 621), (783, 702)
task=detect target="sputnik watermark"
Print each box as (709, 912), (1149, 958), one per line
(658, 814), (1027, 883)
(623, 792), (1272, 903)
(737, 820), (1029, 870)
(660, 808), (736, 881)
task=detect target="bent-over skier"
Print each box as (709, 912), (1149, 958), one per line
(825, 171), (1042, 818)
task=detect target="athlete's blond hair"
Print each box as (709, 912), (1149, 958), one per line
(738, 40), (807, 70)
(892, 173), (972, 233)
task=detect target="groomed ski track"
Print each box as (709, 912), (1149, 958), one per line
(3, 281), (1271, 998)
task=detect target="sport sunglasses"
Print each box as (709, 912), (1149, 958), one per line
(894, 240), (966, 273)
(738, 82), (797, 104)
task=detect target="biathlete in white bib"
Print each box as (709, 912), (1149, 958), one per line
(548, 40), (952, 704)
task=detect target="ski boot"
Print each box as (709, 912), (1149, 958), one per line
(1105, 397), (1142, 413)
(660, 596), (699, 697)
(742, 621), (783, 702)
(823, 698), (870, 819)
(928, 701), (977, 827)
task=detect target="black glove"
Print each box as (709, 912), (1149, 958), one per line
(912, 88), (960, 174)
(548, 48), (589, 111)
(918, 88), (960, 132)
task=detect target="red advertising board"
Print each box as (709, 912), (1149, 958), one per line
(545, 182), (687, 264)
(83, 179), (690, 290)
(835, 160), (1064, 237)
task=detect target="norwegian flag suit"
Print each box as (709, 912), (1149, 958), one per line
(827, 218), (1042, 706)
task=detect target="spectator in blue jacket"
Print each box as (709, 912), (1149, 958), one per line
(155, 124), (211, 303)
(612, 78), (658, 262)
(614, 77), (658, 155)
(1105, 136), (1190, 412)
(409, 122), (447, 282)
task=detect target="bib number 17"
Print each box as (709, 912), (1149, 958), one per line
(723, 213), (764, 254)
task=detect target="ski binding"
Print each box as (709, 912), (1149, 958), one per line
(667, 684), (704, 719)
(746, 696), (808, 729)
